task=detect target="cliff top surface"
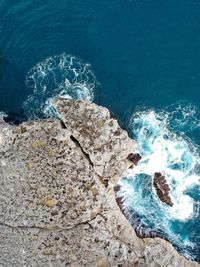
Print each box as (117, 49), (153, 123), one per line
(0, 98), (198, 267)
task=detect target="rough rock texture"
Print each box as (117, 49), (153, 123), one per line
(153, 172), (173, 207)
(0, 99), (199, 267)
(127, 153), (142, 166)
(114, 184), (159, 239)
(54, 98), (136, 186)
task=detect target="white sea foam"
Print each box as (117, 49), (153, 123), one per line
(23, 54), (98, 119)
(116, 104), (200, 258)
(116, 106), (200, 262)
(0, 111), (7, 119)
(127, 109), (199, 221)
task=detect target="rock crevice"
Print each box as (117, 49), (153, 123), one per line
(0, 99), (198, 267)
(70, 135), (94, 168)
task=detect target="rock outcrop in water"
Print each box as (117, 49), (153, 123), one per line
(127, 153), (142, 166)
(153, 172), (173, 207)
(0, 98), (198, 267)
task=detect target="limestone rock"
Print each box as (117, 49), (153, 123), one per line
(53, 98), (137, 185)
(0, 99), (198, 267)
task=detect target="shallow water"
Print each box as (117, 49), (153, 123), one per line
(0, 0), (200, 262)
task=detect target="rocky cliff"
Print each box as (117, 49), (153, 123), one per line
(0, 98), (198, 267)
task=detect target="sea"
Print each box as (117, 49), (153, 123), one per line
(0, 0), (199, 262)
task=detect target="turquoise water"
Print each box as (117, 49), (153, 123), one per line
(0, 0), (200, 262)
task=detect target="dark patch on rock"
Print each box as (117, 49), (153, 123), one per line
(127, 153), (142, 165)
(114, 185), (124, 211)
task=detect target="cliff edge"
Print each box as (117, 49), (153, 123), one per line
(0, 98), (198, 267)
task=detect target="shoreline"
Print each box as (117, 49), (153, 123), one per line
(0, 98), (199, 267)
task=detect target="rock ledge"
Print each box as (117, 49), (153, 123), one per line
(0, 99), (198, 267)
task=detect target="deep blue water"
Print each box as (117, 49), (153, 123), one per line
(0, 0), (200, 262)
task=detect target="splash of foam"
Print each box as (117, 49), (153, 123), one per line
(0, 111), (7, 119)
(117, 105), (200, 261)
(23, 54), (98, 119)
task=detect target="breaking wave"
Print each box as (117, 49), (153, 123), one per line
(116, 103), (200, 262)
(23, 54), (97, 119)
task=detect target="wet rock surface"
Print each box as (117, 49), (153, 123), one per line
(153, 172), (173, 207)
(0, 99), (198, 267)
(114, 185), (159, 239)
(127, 153), (142, 166)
